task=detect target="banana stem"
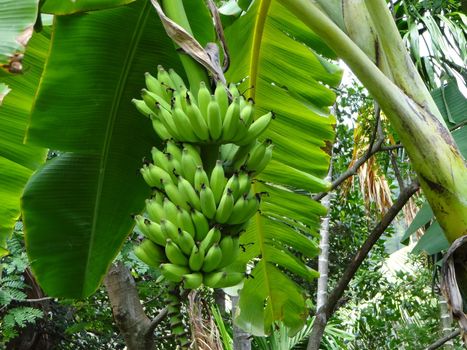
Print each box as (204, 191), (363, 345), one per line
(166, 285), (190, 349)
(200, 144), (220, 174)
(161, 0), (211, 95)
(278, 0), (467, 243)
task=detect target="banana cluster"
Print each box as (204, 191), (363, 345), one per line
(132, 66), (273, 145)
(132, 67), (274, 290)
(134, 142), (261, 289)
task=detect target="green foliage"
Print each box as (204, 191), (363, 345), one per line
(339, 256), (463, 349)
(0, 232), (43, 345)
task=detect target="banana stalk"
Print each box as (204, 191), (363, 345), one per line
(278, 0), (467, 243)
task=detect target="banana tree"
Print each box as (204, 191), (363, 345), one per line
(1, 0), (465, 344)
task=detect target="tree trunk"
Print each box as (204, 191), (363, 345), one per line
(439, 294), (454, 349)
(231, 295), (251, 350)
(316, 167), (332, 311)
(104, 262), (155, 350)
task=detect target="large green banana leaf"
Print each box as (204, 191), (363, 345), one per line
(223, 0), (342, 336)
(0, 30), (49, 256)
(21, 0), (187, 298)
(0, 0), (39, 68)
(41, 0), (135, 15)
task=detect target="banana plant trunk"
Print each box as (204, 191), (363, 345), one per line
(278, 0), (467, 243)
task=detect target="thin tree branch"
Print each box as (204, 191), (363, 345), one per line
(313, 135), (384, 201)
(307, 181), (420, 350)
(147, 307), (168, 334)
(380, 144), (403, 151)
(425, 329), (461, 350)
(313, 105), (385, 201)
(21, 297), (53, 303)
(389, 149), (405, 191)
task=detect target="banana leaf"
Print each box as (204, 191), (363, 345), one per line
(223, 0), (341, 335)
(0, 30), (49, 256)
(22, 0), (184, 297)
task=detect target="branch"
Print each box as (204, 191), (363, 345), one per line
(147, 307), (168, 334)
(389, 148), (405, 191)
(380, 144), (403, 151)
(313, 132), (384, 201)
(426, 329), (461, 350)
(307, 181), (420, 350)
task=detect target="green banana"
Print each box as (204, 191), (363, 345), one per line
(191, 209), (210, 241)
(151, 147), (170, 173)
(245, 139), (269, 170)
(144, 72), (165, 99)
(157, 65), (175, 90)
(237, 193), (260, 223)
(166, 153), (182, 182)
(140, 164), (171, 189)
(183, 143), (203, 166)
(176, 207), (195, 237)
(204, 271), (244, 288)
(166, 140), (182, 163)
(134, 215), (150, 236)
(163, 182), (190, 210)
(172, 106), (199, 142)
(210, 160), (226, 205)
(251, 143), (274, 175)
(176, 228), (195, 255)
(152, 190), (164, 205)
(188, 244), (204, 271)
(163, 197), (178, 224)
(181, 147), (198, 184)
(134, 239), (166, 268)
(202, 271), (224, 288)
(197, 81), (212, 122)
(199, 227), (221, 253)
(177, 176), (201, 211)
(229, 83), (240, 98)
(214, 83), (229, 118)
(218, 235), (239, 268)
(150, 117), (172, 140)
(160, 219), (179, 242)
(237, 112), (273, 146)
(224, 172), (240, 201)
(160, 263), (190, 283)
(141, 89), (160, 113)
(199, 183), (217, 219)
(231, 141), (255, 171)
(146, 220), (167, 246)
(132, 98), (155, 118)
(237, 171), (252, 195)
(202, 243), (223, 272)
(215, 189), (234, 224)
(227, 194), (248, 226)
(186, 100), (210, 141)
(240, 100), (254, 127)
(168, 68), (186, 91)
(194, 166), (210, 192)
(165, 239), (188, 266)
(222, 98), (241, 141)
(182, 272), (203, 289)
(157, 104), (182, 141)
(207, 100), (223, 141)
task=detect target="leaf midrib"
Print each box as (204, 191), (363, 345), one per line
(83, 3), (151, 294)
(249, 0), (274, 321)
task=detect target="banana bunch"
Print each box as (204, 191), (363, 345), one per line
(132, 67), (275, 290)
(132, 65), (273, 145)
(134, 141), (263, 289)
